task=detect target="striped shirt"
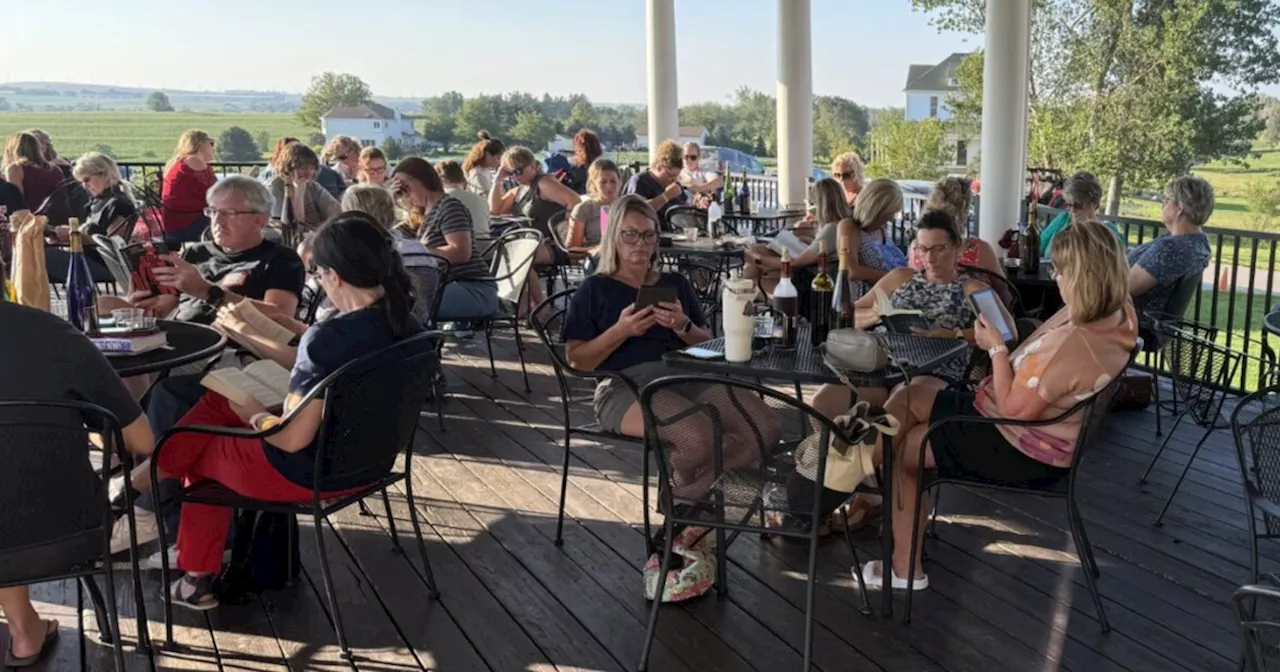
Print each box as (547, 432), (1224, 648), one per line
(419, 195), (490, 283)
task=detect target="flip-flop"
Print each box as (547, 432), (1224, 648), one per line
(859, 560), (929, 591)
(170, 575), (219, 611)
(5, 619), (59, 668)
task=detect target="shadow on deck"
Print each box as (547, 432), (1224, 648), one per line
(9, 330), (1254, 671)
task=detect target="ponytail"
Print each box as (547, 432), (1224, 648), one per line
(379, 247), (416, 338)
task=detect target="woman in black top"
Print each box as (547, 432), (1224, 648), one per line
(132, 212), (423, 610)
(46, 152), (137, 284)
(488, 146), (582, 315)
(563, 129), (603, 194)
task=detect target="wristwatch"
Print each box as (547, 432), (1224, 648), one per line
(205, 284), (226, 308)
(680, 317), (693, 334)
(988, 344), (1009, 359)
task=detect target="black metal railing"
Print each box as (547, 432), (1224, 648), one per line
(118, 161), (267, 188)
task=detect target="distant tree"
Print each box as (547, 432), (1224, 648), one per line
(297, 72), (373, 129)
(146, 91), (174, 112)
(421, 91), (465, 117)
(509, 110), (557, 150)
(381, 138), (405, 161)
(453, 96), (505, 144)
(812, 96), (870, 162)
(253, 131), (271, 157)
(141, 150), (157, 159)
(89, 144), (117, 159)
(217, 126), (261, 162)
(1263, 97), (1280, 147)
(308, 133), (326, 148)
(565, 100), (599, 135)
(420, 113), (456, 152)
(0, 97), (10, 112)
(864, 110), (950, 181)
(1245, 177), (1280, 220)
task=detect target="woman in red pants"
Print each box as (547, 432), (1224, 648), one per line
(132, 211), (422, 610)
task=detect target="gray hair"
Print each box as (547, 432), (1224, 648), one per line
(1063, 171), (1102, 208)
(341, 184), (398, 232)
(207, 175), (273, 215)
(1165, 175), (1215, 227)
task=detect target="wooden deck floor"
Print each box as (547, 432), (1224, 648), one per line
(11, 330), (1257, 671)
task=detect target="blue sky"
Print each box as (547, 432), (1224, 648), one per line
(1, 0), (978, 108)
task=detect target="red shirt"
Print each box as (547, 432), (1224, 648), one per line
(161, 159), (216, 232)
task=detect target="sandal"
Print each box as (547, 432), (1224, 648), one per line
(5, 619), (59, 668)
(170, 574), (219, 611)
(837, 496), (884, 535)
(858, 560), (928, 591)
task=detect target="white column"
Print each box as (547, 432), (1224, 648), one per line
(977, 0), (1032, 247)
(646, 0), (679, 164)
(776, 0), (813, 209)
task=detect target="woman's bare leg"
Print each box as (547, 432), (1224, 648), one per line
(891, 423), (935, 578)
(0, 587), (54, 659)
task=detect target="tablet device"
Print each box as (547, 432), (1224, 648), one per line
(969, 287), (1017, 344)
(635, 285), (678, 310)
(681, 346), (724, 360)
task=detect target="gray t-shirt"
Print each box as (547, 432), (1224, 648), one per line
(568, 197), (608, 248)
(0, 302), (143, 553)
(267, 177), (339, 232)
(1127, 232), (1210, 314)
(803, 220), (840, 258)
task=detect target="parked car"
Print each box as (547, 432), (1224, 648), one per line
(698, 146), (765, 175)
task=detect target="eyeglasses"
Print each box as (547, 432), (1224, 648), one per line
(1066, 201), (1090, 211)
(684, 155), (700, 161)
(913, 243), (954, 257)
(833, 172), (855, 179)
(619, 229), (659, 245)
(365, 165), (387, 175)
(204, 207), (260, 219)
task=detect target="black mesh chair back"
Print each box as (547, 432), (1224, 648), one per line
(0, 400), (142, 671)
(958, 263), (1023, 315)
(635, 374), (868, 670)
(1235, 583), (1280, 671)
(399, 251), (448, 327)
(676, 258), (724, 334)
(665, 206), (707, 234)
(311, 331), (442, 490)
(547, 210), (572, 255)
(529, 289), (579, 392)
(1141, 270), (1205, 351)
(1233, 387), (1280, 581)
(1159, 319), (1244, 426)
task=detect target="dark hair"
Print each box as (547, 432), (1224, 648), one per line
(462, 131), (506, 172)
(915, 209), (961, 245)
(436, 159), (465, 185)
(573, 129), (603, 168)
(270, 137), (301, 170)
(391, 156), (443, 194)
(278, 143), (320, 179)
(310, 211), (416, 338)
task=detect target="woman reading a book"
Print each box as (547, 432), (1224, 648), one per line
(810, 210), (994, 532)
(131, 211), (422, 610)
(743, 177), (849, 297)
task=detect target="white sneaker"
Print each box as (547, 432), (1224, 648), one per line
(109, 507), (160, 555)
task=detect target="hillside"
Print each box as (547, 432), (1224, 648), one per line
(1120, 147), (1280, 231)
(0, 112), (313, 160)
(0, 81), (424, 114)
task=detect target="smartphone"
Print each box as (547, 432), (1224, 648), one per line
(682, 346), (724, 360)
(969, 287), (1017, 344)
(635, 285), (678, 310)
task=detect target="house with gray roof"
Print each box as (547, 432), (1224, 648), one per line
(904, 52), (976, 174)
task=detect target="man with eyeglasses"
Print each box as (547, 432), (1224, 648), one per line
(105, 175), (304, 562)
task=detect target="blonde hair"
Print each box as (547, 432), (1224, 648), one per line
(1050, 219), (1129, 324)
(654, 139), (682, 171)
(852, 178), (903, 230)
(831, 152), (864, 182)
(594, 195), (661, 277)
(2, 133), (47, 170)
(167, 129), (211, 171)
(682, 141), (701, 157)
(322, 135), (361, 163)
(72, 152), (123, 188)
(501, 146), (540, 175)
(341, 184), (398, 232)
(587, 158), (620, 200)
(812, 178), (852, 225)
(925, 177), (972, 237)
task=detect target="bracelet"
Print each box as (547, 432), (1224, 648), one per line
(249, 412), (280, 431)
(988, 345), (1009, 358)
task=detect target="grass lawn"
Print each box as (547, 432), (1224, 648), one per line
(0, 111), (314, 161)
(1120, 147), (1280, 231)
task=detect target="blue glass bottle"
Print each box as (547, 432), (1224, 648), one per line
(65, 219), (99, 333)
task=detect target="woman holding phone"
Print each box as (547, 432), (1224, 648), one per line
(855, 220), (1137, 590)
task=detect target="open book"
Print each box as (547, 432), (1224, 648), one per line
(201, 360), (291, 409)
(213, 300), (297, 360)
(767, 230), (809, 258)
(872, 288), (932, 334)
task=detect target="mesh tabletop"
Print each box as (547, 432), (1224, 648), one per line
(664, 324), (971, 387)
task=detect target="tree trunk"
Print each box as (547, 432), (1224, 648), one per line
(1105, 172), (1124, 216)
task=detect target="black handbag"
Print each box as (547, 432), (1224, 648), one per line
(217, 510), (300, 603)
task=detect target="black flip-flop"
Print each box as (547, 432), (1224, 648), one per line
(5, 619), (59, 668)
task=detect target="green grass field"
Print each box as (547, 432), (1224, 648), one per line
(1120, 147), (1280, 231)
(0, 112), (313, 161)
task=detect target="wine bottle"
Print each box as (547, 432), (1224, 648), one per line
(738, 170), (751, 214)
(809, 241), (834, 347)
(723, 168), (736, 214)
(773, 250), (799, 349)
(833, 249), (854, 330)
(1021, 182), (1041, 276)
(65, 218), (100, 334)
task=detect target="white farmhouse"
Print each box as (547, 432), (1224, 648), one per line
(321, 102), (421, 148)
(903, 52), (977, 174)
(634, 124), (708, 150)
